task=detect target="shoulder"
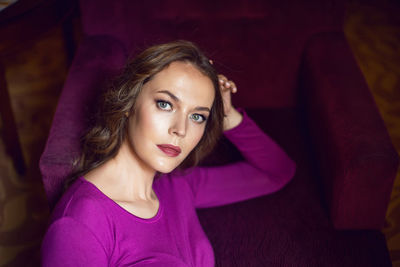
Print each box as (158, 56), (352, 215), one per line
(158, 170), (199, 199)
(52, 178), (107, 218)
(48, 177), (115, 242)
(157, 171), (193, 189)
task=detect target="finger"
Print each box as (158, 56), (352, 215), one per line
(223, 80), (234, 89)
(218, 76), (229, 89)
(230, 81), (237, 93)
(209, 59), (213, 65)
(218, 74), (227, 82)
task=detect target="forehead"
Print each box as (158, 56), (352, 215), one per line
(142, 61), (215, 107)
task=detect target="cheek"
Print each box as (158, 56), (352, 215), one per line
(141, 110), (166, 135)
(133, 105), (167, 138)
(128, 110), (157, 157)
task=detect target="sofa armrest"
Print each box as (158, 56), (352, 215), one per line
(300, 31), (399, 229)
(39, 34), (127, 209)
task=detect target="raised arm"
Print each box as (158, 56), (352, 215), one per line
(176, 75), (297, 208)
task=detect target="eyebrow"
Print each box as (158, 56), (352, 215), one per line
(156, 90), (211, 112)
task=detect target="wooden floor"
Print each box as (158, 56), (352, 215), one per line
(0, 1), (399, 266)
(345, 2), (400, 266)
(0, 25), (67, 266)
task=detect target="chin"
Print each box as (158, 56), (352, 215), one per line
(152, 158), (183, 174)
(155, 166), (178, 174)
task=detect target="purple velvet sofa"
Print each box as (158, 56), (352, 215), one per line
(39, 0), (399, 265)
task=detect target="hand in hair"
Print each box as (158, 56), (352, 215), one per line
(218, 74), (243, 131)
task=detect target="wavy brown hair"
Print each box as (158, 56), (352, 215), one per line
(66, 40), (224, 188)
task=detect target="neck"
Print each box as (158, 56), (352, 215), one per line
(98, 138), (157, 202)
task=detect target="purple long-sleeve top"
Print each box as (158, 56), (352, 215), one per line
(41, 110), (297, 266)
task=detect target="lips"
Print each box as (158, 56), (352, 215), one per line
(157, 144), (182, 157)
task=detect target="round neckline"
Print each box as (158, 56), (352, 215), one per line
(78, 176), (163, 223)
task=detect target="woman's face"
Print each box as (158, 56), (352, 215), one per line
(126, 61), (215, 173)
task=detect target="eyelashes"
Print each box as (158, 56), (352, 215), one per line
(190, 113), (206, 123)
(156, 100), (172, 111)
(155, 100), (207, 123)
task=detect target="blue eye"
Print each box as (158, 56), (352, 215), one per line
(156, 100), (172, 111)
(191, 114), (206, 123)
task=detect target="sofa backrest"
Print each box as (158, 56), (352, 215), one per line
(79, 0), (345, 108)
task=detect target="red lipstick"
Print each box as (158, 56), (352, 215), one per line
(157, 144), (181, 157)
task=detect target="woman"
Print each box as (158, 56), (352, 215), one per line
(41, 40), (296, 266)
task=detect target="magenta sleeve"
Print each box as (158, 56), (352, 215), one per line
(181, 109), (297, 208)
(41, 217), (108, 266)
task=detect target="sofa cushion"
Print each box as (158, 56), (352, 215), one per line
(197, 108), (391, 266)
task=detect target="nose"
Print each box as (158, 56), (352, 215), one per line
(169, 113), (187, 137)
